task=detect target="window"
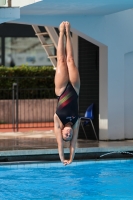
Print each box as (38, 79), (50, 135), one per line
(5, 37), (54, 67)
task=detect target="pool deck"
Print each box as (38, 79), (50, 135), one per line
(0, 130), (133, 161)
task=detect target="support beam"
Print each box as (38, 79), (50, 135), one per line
(42, 43), (54, 47)
(32, 25), (57, 69)
(8, 0), (11, 7)
(36, 32), (48, 36)
(45, 26), (58, 49)
(99, 46), (108, 140)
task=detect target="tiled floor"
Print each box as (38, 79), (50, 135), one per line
(0, 130), (133, 155)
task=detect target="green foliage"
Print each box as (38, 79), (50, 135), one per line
(0, 65), (55, 88)
(0, 66), (56, 99)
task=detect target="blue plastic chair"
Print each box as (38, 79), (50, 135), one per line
(80, 104), (98, 141)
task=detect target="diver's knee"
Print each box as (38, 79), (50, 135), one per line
(67, 56), (74, 64)
(58, 56), (66, 64)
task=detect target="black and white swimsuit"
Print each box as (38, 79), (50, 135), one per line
(56, 82), (79, 126)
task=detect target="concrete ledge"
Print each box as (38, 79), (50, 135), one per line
(0, 7), (20, 23)
(1, 139), (133, 162)
(1, 145), (133, 157)
(0, 145), (133, 163)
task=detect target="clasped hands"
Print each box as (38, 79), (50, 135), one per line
(62, 159), (72, 166)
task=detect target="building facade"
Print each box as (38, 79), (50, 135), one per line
(1, 1), (133, 140)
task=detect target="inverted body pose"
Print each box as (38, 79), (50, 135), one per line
(54, 21), (80, 165)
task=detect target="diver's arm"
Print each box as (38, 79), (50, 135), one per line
(68, 119), (80, 164)
(54, 114), (65, 163)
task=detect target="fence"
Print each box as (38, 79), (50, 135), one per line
(0, 77), (57, 131)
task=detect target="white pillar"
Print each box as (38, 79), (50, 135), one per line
(99, 45), (108, 140)
(124, 51), (133, 139)
(108, 48), (125, 140)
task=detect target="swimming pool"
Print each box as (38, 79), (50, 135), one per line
(0, 159), (133, 200)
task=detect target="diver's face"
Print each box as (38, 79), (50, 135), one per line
(62, 127), (73, 141)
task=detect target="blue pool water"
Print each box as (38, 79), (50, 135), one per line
(0, 159), (133, 200)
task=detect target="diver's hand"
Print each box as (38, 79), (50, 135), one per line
(63, 159), (72, 165)
(63, 160), (68, 165)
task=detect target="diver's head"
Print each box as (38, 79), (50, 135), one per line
(62, 124), (73, 141)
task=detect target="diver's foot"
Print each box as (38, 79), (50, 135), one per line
(59, 21), (65, 35)
(65, 21), (70, 35)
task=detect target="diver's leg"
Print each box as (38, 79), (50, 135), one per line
(65, 21), (80, 94)
(54, 21), (69, 96)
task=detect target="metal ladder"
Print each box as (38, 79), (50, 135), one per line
(32, 25), (58, 69)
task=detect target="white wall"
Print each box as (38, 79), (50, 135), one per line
(13, 9), (133, 140)
(72, 10), (133, 140)
(124, 52), (133, 139)
(105, 10), (133, 140)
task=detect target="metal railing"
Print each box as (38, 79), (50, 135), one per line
(0, 77), (56, 131)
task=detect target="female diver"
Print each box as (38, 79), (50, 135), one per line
(54, 21), (80, 165)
